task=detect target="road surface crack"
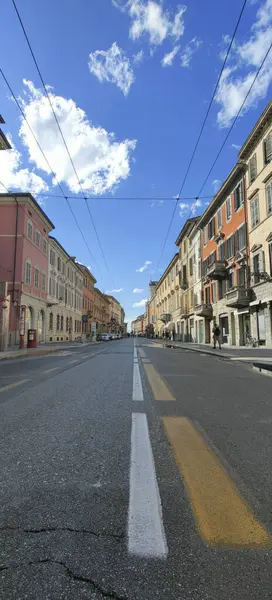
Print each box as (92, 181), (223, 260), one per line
(0, 525), (124, 541)
(0, 558), (128, 599)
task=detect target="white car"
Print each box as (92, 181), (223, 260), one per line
(101, 333), (110, 341)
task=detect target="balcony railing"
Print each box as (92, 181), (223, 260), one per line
(224, 285), (252, 308)
(195, 303), (213, 318)
(160, 313), (172, 323)
(206, 260), (227, 280)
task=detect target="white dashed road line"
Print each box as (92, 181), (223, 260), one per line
(128, 412), (168, 558)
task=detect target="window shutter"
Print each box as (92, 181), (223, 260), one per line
(264, 134), (272, 164)
(259, 250), (265, 274)
(234, 189), (238, 211)
(249, 155), (257, 182)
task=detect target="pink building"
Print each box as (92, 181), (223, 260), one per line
(0, 193), (54, 346)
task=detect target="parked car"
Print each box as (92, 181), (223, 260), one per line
(100, 333), (110, 341)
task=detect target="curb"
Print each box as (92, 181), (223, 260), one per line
(163, 342), (231, 360)
(252, 362), (272, 377)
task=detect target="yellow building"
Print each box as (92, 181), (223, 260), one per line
(105, 295), (125, 334)
(239, 100), (272, 346)
(175, 217), (200, 341)
(154, 253), (180, 338)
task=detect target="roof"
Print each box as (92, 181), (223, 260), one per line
(104, 294), (121, 306)
(156, 252), (179, 289)
(76, 263), (97, 284)
(93, 287), (110, 302)
(175, 217), (200, 246)
(239, 100), (272, 161)
(197, 162), (245, 227)
(0, 192), (55, 230)
(0, 129), (12, 150)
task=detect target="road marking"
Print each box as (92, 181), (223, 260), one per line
(143, 363), (175, 401)
(133, 361), (144, 401)
(68, 359), (79, 364)
(138, 347), (147, 358)
(43, 367), (60, 374)
(163, 417), (271, 547)
(0, 379), (30, 393)
(134, 345), (137, 359)
(128, 413), (168, 558)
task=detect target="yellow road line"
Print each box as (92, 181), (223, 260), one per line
(43, 367), (59, 374)
(163, 417), (270, 547)
(138, 347), (147, 358)
(0, 379), (30, 393)
(143, 363), (175, 401)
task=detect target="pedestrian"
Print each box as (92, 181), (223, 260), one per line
(212, 322), (221, 349)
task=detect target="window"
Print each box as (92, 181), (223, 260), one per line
(266, 180), (272, 216)
(264, 132), (272, 164)
(62, 261), (65, 275)
(189, 257), (193, 276)
(175, 263), (179, 275)
(218, 242), (225, 261)
(56, 282), (59, 300)
(50, 248), (55, 266)
(236, 224), (246, 251)
(49, 312), (53, 330)
(25, 260), (31, 285)
(35, 230), (40, 248)
(208, 217), (215, 240)
(269, 243), (272, 277)
(234, 182), (243, 211)
(57, 256), (61, 271)
(42, 271), (46, 292)
(66, 317), (69, 332)
(202, 258), (208, 276)
(251, 196), (260, 229)
(34, 267), (39, 289)
(198, 260), (201, 279)
(56, 314), (60, 331)
(218, 280), (223, 300)
(252, 251), (265, 285)
(228, 270), (234, 289)
(249, 154), (257, 184)
(42, 238), (47, 254)
(61, 316), (64, 331)
(238, 266), (246, 286)
(205, 286), (211, 304)
(217, 208), (222, 229)
(211, 282), (216, 303)
(27, 220), (33, 240)
(183, 240), (186, 254)
(207, 251), (216, 267)
(225, 235), (235, 260)
(226, 197), (232, 221)
(203, 226), (207, 245)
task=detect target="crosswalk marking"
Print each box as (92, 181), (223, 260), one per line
(128, 413), (168, 558)
(163, 417), (271, 547)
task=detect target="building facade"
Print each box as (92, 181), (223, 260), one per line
(175, 218), (200, 341)
(80, 265), (97, 338)
(93, 287), (111, 334)
(131, 314), (144, 335)
(154, 253), (180, 338)
(105, 295), (124, 334)
(198, 164), (248, 346)
(46, 237), (83, 343)
(0, 193), (54, 346)
(239, 100), (272, 346)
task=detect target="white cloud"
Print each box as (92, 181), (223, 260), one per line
(133, 287), (144, 293)
(133, 298), (148, 307)
(106, 288), (124, 293)
(88, 42), (134, 96)
(231, 143), (241, 150)
(212, 179), (221, 192)
(179, 199), (202, 217)
(114, 0), (186, 46)
(151, 199), (164, 207)
(180, 36), (202, 68)
(0, 134), (48, 194)
(18, 80), (136, 195)
(161, 45), (180, 67)
(216, 0), (272, 127)
(133, 49), (144, 64)
(136, 260), (152, 272)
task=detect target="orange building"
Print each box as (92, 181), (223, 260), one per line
(79, 265), (110, 337)
(198, 163), (249, 345)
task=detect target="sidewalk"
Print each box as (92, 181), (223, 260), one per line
(0, 340), (100, 361)
(150, 339), (272, 363)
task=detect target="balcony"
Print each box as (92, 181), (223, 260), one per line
(225, 286), (252, 308)
(180, 307), (189, 319)
(160, 313), (172, 323)
(207, 260), (227, 280)
(195, 303), (213, 318)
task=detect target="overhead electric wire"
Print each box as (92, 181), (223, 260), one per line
(155, 0), (248, 271)
(0, 65), (102, 281)
(33, 192), (215, 201)
(12, 0), (114, 286)
(197, 41), (272, 197)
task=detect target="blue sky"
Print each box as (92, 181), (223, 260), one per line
(1, 0), (272, 327)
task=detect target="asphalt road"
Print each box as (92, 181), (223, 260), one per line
(0, 338), (272, 599)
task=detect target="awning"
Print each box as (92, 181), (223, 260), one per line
(219, 313), (228, 318)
